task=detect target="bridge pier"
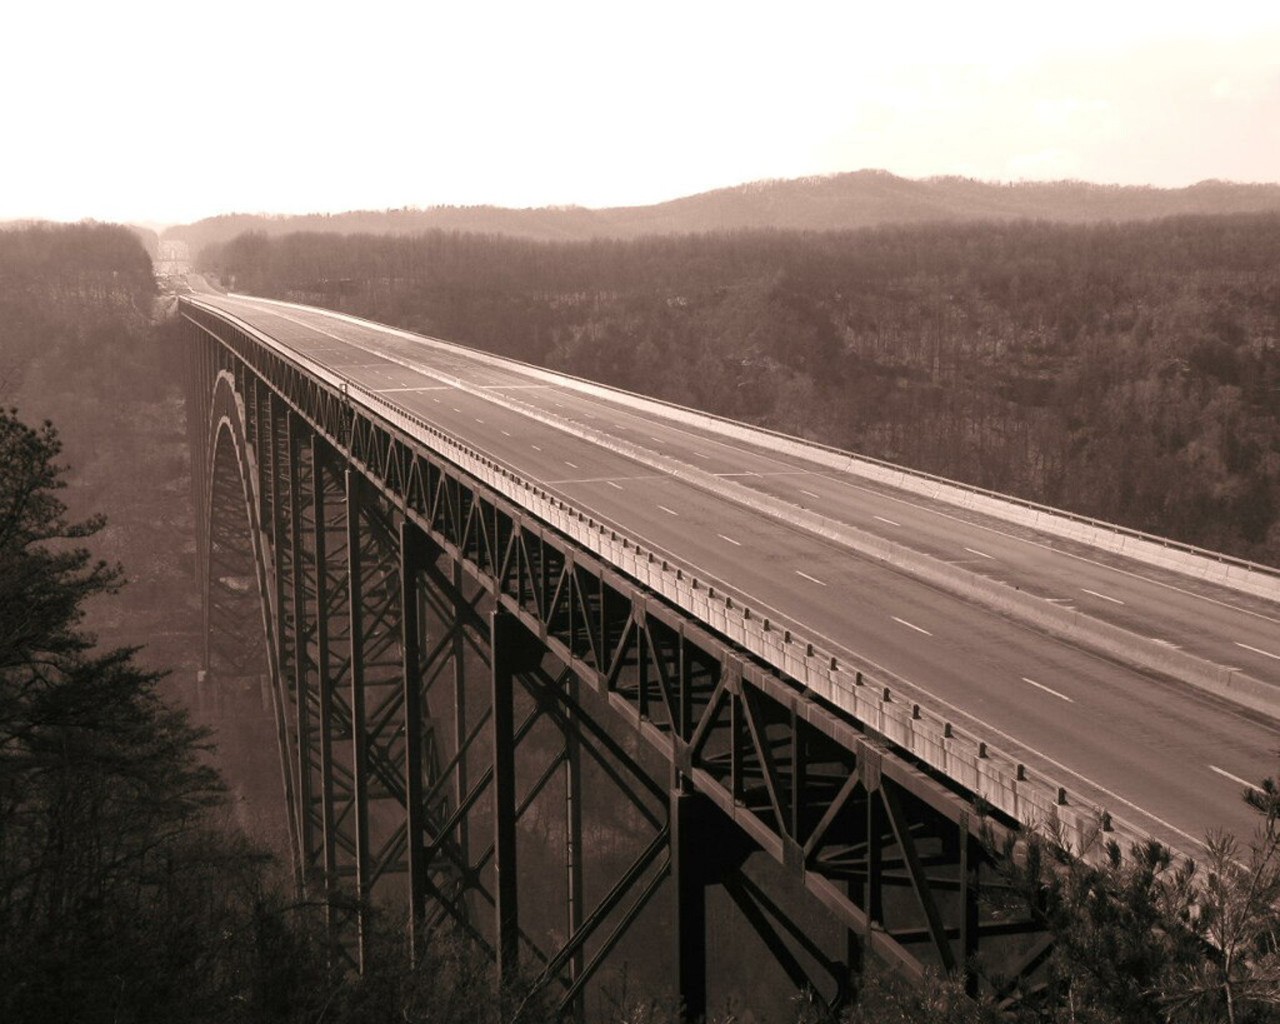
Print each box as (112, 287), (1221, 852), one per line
(670, 788), (758, 1020)
(491, 610), (541, 988)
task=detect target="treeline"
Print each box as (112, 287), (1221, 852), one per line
(164, 172), (1280, 251)
(202, 215), (1280, 565)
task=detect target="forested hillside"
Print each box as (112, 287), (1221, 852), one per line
(0, 223), (198, 674)
(202, 214), (1280, 566)
(166, 171), (1280, 251)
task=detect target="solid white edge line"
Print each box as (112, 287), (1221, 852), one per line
(1022, 676), (1074, 703)
(1209, 764), (1261, 791)
(1236, 641), (1280, 662)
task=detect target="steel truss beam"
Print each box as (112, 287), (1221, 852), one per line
(185, 302), (1052, 1012)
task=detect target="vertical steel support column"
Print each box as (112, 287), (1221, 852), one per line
(453, 561), (470, 860)
(288, 412), (316, 885)
(672, 788), (709, 1023)
(402, 520), (428, 959)
(346, 469), (372, 970)
(491, 609), (540, 989)
(865, 794), (884, 939)
(564, 675), (585, 1024)
(311, 436), (339, 922)
(959, 811), (979, 994)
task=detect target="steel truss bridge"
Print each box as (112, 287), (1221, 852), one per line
(182, 294), (1280, 1017)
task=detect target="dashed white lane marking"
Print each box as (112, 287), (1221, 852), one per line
(531, 444), (542, 451)
(1151, 638), (1181, 649)
(564, 461), (579, 469)
(373, 386), (450, 392)
(650, 436), (664, 443)
(964, 547), (994, 560)
(475, 418), (485, 424)
(717, 533), (742, 546)
(1236, 641), (1280, 662)
(800, 489), (821, 499)
(892, 616), (932, 636)
(606, 481), (624, 490)
(452, 407), (463, 412)
(1209, 764), (1260, 791)
(795, 570), (828, 587)
(433, 398), (441, 403)
(1082, 588), (1125, 605)
(658, 505), (680, 516)
(874, 515), (901, 527)
(1022, 677), (1074, 703)
(692, 452), (711, 460)
(501, 430), (511, 437)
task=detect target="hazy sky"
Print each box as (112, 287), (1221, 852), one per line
(5, 0), (1278, 225)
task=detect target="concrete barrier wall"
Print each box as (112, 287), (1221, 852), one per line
(188, 298), (1182, 867)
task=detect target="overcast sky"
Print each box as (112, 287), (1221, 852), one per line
(5, 0), (1278, 226)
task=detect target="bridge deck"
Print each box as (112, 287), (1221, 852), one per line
(190, 292), (1280, 855)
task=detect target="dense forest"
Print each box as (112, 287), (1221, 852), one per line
(201, 214), (1280, 566)
(165, 171), (1280, 251)
(0, 223), (197, 676)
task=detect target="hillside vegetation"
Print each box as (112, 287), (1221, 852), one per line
(166, 171), (1280, 251)
(0, 223), (198, 675)
(202, 214), (1280, 566)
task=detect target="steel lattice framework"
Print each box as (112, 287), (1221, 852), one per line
(184, 299), (1053, 1016)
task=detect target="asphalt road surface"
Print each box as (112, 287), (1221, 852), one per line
(191, 292), (1280, 856)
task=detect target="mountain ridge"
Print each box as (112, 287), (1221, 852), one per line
(163, 170), (1280, 254)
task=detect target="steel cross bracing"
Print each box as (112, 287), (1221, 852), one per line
(184, 301), (1052, 1013)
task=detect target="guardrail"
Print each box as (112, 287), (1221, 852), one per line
(183, 296), (1176, 869)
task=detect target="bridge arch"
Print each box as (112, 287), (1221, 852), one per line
(199, 369), (299, 875)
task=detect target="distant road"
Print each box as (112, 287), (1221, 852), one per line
(192, 292), (1280, 854)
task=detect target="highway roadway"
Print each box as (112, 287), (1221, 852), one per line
(192, 291), (1280, 857)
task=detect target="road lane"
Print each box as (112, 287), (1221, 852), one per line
(192, 293), (1280, 852)
(242, 291), (1280, 681)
